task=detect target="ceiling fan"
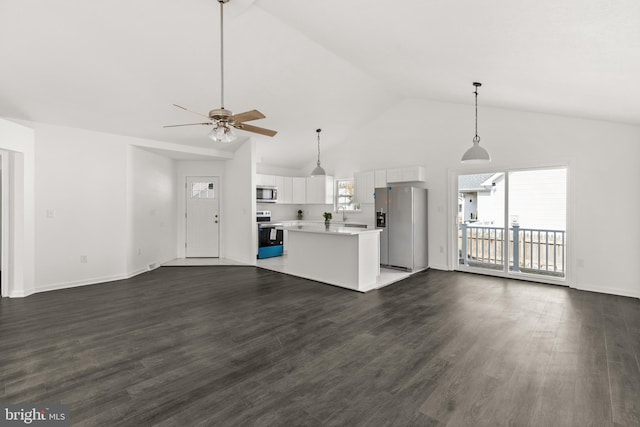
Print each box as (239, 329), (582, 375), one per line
(164, 0), (277, 143)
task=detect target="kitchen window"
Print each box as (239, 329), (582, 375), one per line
(335, 179), (359, 211)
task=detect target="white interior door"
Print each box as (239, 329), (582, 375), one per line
(186, 176), (220, 258)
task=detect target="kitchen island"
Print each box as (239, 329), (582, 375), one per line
(284, 224), (381, 292)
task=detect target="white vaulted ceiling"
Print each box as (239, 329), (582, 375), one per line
(1, 0), (639, 167)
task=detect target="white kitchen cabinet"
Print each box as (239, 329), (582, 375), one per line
(256, 174), (276, 186)
(292, 177), (306, 204)
(306, 176), (334, 204)
(374, 169), (387, 188)
(281, 222), (292, 253)
(275, 176), (293, 204)
(274, 176), (283, 204)
(386, 168), (403, 183)
(282, 177), (293, 204)
(386, 166), (426, 183)
(401, 166), (426, 182)
(355, 171), (375, 204)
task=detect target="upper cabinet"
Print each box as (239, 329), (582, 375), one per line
(386, 168), (403, 183)
(256, 174), (276, 187)
(255, 173), (335, 205)
(292, 177), (306, 204)
(306, 176), (334, 204)
(374, 169), (387, 188)
(355, 166), (426, 201)
(275, 176), (293, 204)
(354, 171), (375, 204)
(386, 166), (426, 183)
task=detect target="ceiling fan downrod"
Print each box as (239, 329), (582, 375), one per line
(218, 0), (230, 110)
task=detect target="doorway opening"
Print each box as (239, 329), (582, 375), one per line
(456, 167), (567, 283)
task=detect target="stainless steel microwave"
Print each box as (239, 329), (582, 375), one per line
(257, 186), (277, 203)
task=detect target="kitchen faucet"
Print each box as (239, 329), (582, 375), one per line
(338, 205), (348, 221)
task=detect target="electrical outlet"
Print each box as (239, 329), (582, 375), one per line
(577, 258), (584, 267)
(138, 248), (142, 255)
(80, 255), (88, 263)
(46, 209), (55, 218)
(439, 245), (445, 253)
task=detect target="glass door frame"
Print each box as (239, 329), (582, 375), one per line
(448, 163), (571, 286)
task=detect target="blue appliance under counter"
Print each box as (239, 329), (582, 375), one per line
(258, 245), (284, 259)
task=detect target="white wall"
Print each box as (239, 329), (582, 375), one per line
(316, 97), (640, 298)
(0, 118), (35, 297)
(34, 123), (129, 292)
(126, 147), (177, 275)
(27, 122), (183, 295)
(222, 139), (256, 264)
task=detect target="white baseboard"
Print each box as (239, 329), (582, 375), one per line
(27, 273), (131, 296)
(571, 283), (640, 299)
(429, 264), (451, 271)
(8, 288), (33, 298)
(12, 257), (174, 298)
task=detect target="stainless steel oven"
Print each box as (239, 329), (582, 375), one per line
(256, 211), (283, 259)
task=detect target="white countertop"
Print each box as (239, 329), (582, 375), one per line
(284, 224), (381, 236)
(262, 219), (374, 226)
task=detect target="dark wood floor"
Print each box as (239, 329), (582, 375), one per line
(1, 267), (639, 426)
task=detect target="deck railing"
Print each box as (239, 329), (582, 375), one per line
(459, 224), (565, 277)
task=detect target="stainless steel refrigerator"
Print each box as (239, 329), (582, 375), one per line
(375, 186), (428, 271)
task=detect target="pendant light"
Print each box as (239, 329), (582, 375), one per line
(310, 128), (326, 176)
(461, 82), (491, 163)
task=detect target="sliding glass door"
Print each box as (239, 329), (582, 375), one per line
(457, 167), (567, 283)
(458, 172), (506, 272)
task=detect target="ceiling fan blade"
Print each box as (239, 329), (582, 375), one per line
(163, 122), (212, 128)
(172, 104), (210, 119)
(229, 109), (266, 123)
(234, 123), (278, 137)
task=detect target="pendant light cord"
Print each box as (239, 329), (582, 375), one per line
(474, 85), (480, 143)
(219, 0), (225, 109)
(316, 129), (322, 165)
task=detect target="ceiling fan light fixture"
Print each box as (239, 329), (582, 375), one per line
(461, 82), (491, 163)
(208, 124), (236, 143)
(164, 0), (277, 139)
(310, 128), (326, 176)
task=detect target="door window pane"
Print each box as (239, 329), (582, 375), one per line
(191, 182), (215, 199)
(458, 173), (505, 271)
(508, 168), (566, 277)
